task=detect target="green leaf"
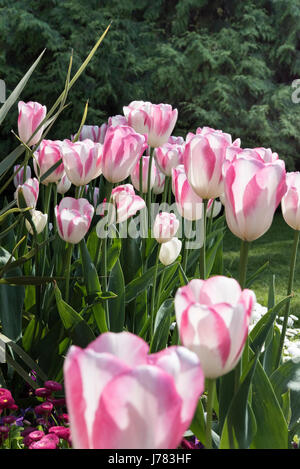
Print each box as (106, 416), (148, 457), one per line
(0, 247), (25, 341)
(54, 283), (95, 348)
(125, 262), (179, 304)
(219, 355), (259, 449)
(246, 261), (270, 289)
(190, 399), (207, 446)
(0, 49), (45, 125)
(150, 299), (173, 353)
(270, 358), (300, 428)
(250, 360), (288, 449)
(80, 239), (108, 333)
(108, 259), (125, 332)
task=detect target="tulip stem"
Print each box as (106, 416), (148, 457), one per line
(238, 239), (250, 289)
(276, 229), (300, 368)
(150, 244), (161, 336)
(147, 148), (154, 232)
(235, 239), (250, 392)
(205, 378), (215, 449)
(65, 242), (73, 303)
(199, 199), (208, 279)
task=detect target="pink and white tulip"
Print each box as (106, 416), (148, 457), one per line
(223, 157), (287, 241)
(152, 164), (166, 194)
(183, 131), (230, 199)
(33, 140), (65, 184)
(63, 331), (204, 449)
(57, 173), (72, 195)
(108, 115), (128, 127)
(55, 197), (94, 244)
(123, 101), (178, 148)
(15, 177), (39, 209)
(96, 184), (145, 226)
(154, 142), (184, 176)
(76, 124), (108, 144)
(168, 135), (185, 145)
(225, 146), (279, 165)
(172, 165), (203, 221)
(13, 165), (31, 188)
(281, 172), (300, 231)
(175, 276), (256, 378)
(186, 126), (240, 147)
(60, 139), (102, 186)
(172, 166), (222, 221)
(130, 156), (156, 193)
(101, 125), (148, 183)
(18, 101), (47, 146)
(153, 212), (179, 243)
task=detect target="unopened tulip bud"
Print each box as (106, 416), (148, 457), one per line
(159, 237), (182, 265)
(18, 101), (47, 146)
(153, 212), (179, 243)
(25, 210), (48, 235)
(13, 165), (31, 188)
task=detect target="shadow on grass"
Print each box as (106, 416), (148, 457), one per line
(223, 212), (300, 317)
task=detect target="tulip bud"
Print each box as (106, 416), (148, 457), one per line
(130, 156), (156, 193)
(18, 101), (47, 146)
(159, 237), (182, 265)
(33, 140), (64, 184)
(77, 124), (108, 144)
(108, 115), (128, 127)
(13, 165), (31, 188)
(154, 142), (184, 176)
(152, 164), (165, 195)
(57, 173), (72, 195)
(15, 177), (39, 209)
(55, 197), (94, 244)
(153, 212), (179, 243)
(25, 210), (48, 235)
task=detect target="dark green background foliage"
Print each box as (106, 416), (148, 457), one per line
(1, 0), (300, 168)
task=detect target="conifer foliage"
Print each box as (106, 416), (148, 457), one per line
(1, 0), (300, 168)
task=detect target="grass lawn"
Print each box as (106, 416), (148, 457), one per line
(223, 210), (300, 318)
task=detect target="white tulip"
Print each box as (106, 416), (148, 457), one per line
(159, 237), (182, 265)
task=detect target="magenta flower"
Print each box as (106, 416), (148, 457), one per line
(44, 380), (63, 392)
(63, 331), (204, 449)
(175, 276), (256, 378)
(18, 101), (47, 146)
(55, 197), (94, 244)
(101, 125), (148, 183)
